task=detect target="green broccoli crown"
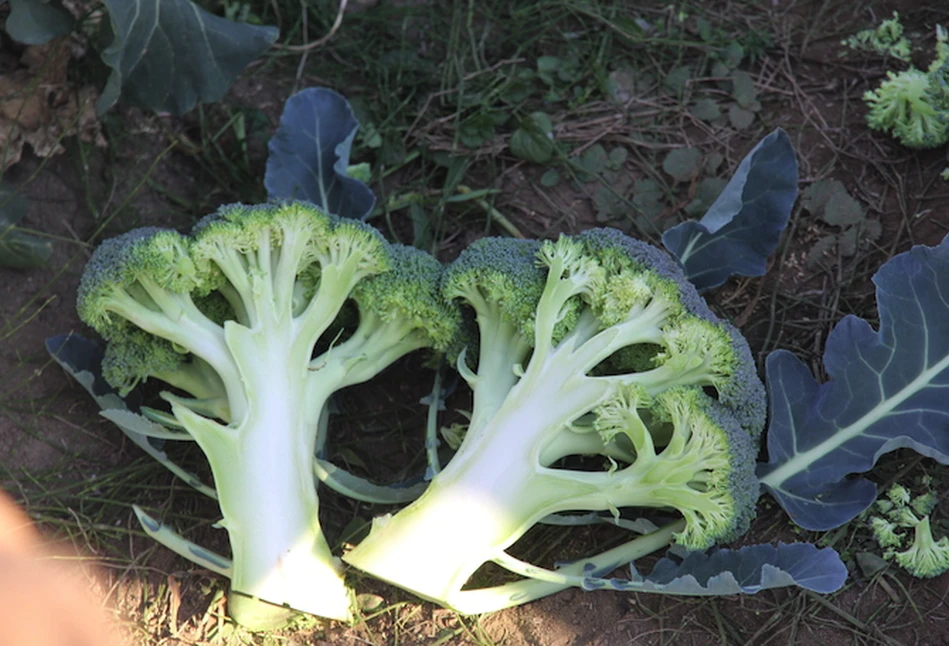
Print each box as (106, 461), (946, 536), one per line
(101, 328), (186, 395)
(77, 227), (199, 335)
(351, 243), (461, 352)
(441, 236), (545, 340)
(894, 516), (949, 578)
(591, 385), (759, 550)
(190, 202), (392, 314)
(577, 228), (766, 438)
(865, 69), (949, 149)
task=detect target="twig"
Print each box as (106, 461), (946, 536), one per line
(279, 0), (349, 53)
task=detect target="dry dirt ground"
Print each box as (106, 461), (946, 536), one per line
(3, 1), (949, 645)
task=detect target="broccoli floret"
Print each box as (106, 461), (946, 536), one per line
(870, 516), (904, 549)
(912, 491), (940, 517)
(893, 516), (949, 578)
(344, 228), (765, 613)
(866, 482), (949, 578)
(864, 69), (949, 149)
(862, 23), (949, 150)
(843, 12), (911, 61)
(77, 201), (460, 629)
(887, 483), (912, 507)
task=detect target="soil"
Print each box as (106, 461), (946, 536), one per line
(3, 1), (949, 645)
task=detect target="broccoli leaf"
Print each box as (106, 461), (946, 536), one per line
(44, 334), (216, 498)
(661, 129), (797, 291)
(454, 535), (845, 614)
(601, 543), (846, 595)
(265, 88), (376, 220)
(6, 0), (75, 45)
(97, 0), (278, 114)
(758, 234), (949, 530)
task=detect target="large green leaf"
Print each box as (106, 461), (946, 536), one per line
(97, 0), (278, 115)
(6, 0), (75, 45)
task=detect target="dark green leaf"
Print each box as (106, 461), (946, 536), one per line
(510, 112), (554, 164)
(6, 0), (75, 45)
(265, 87), (376, 220)
(607, 148), (628, 170)
(704, 152), (725, 175)
(97, 0), (278, 114)
(730, 71), (758, 107)
(540, 169), (560, 187)
(805, 234), (839, 269)
(823, 191), (865, 227)
(759, 236), (949, 529)
(606, 68), (638, 104)
(722, 42), (745, 68)
(691, 98), (721, 122)
(662, 129), (798, 290)
(662, 147), (702, 183)
(578, 144), (608, 175)
(663, 66), (692, 93)
(728, 105), (755, 129)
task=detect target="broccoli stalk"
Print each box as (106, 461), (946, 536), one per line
(343, 230), (764, 613)
(77, 203), (458, 629)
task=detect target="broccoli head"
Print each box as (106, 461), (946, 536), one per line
(76, 201), (460, 628)
(344, 228), (765, 614)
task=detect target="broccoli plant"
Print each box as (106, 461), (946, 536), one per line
(343, 229), (768, 613)
(74, 201), (459, 629)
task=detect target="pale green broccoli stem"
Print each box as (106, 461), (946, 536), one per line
(613, 351), (723, 395)
(344, 395), (707, 608)
(103, 278), (244, 416)
(152, 358), (230, 421)
(456, 290), (533, 428)
(345, 318), (717, 605)
(538, 426), (634, 467)
(148, 223), (387, 625)
(168, 320), (352, 625)
(448, 520), (685, 615)
(319, 308), (434, 388)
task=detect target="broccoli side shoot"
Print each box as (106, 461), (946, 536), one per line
(344, 228), (765, 614)
(76, 202), (459, 629)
